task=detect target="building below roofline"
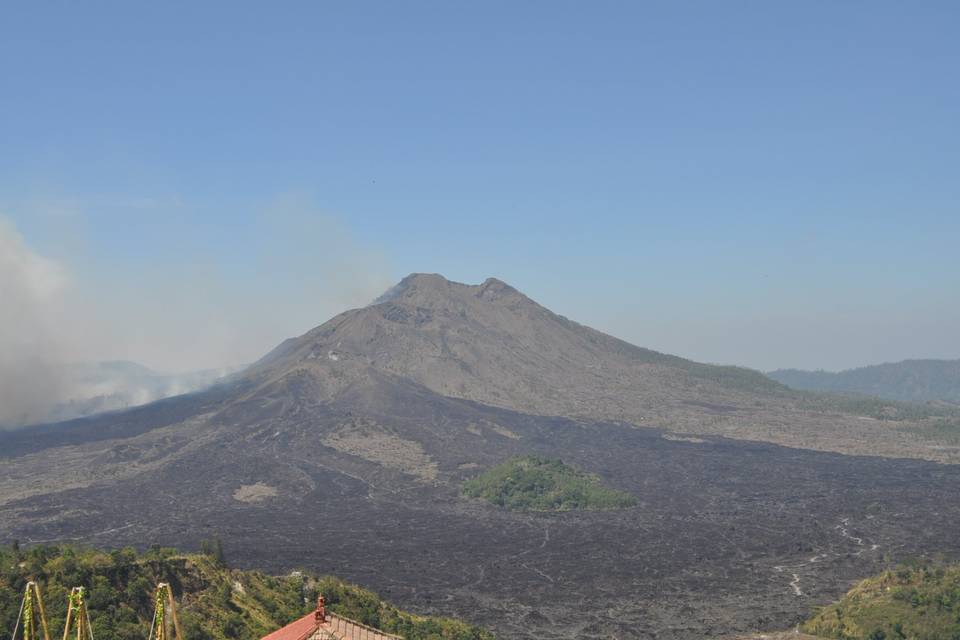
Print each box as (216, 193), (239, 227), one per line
(259, 595), (403, 640)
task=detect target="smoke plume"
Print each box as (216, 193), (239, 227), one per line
(0, 218), (71, 426)
(0, 203), (393, 427)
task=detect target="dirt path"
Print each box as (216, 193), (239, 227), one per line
(773, 516), (880, 597)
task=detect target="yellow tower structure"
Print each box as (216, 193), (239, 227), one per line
(147, 583), (183, 640)
(61, 587), (94, 640)
(10, 581), (52, 640)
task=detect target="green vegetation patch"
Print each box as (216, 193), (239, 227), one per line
(795, 391), (960, 422)
(802, 561), (960, 640)
(462, 456), (637, 512)
(683, 361), (789, 394)
(0, 543), (494, 640)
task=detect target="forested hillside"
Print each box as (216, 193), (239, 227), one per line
(769, 359), (960, 405)
(0, 544), (493, 640)
(801, 561), (960, 640)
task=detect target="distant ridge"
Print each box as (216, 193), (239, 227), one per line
(768, 358), (960, 405)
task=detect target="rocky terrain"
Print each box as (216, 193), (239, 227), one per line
(2, 274), (960, 639)
(724, 634), (818, 640)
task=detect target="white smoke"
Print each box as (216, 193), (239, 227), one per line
(0, 201), (394, 427)
(0, 218), (71, 426)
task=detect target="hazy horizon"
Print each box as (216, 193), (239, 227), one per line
(3, 216), (956, 374)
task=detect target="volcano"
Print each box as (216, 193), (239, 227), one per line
(3, 274), (960, 639)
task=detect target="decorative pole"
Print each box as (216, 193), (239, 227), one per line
(149, 583), (183, 640)
(14, 582), (52, 640)
(315, 594), (326, 624)
(61, 587), (93, 640)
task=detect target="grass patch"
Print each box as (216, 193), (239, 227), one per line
(795, 391), (960, 421)
(462, 456), (637, 512)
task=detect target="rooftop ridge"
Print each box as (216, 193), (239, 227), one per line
(260, 596), (402, 640)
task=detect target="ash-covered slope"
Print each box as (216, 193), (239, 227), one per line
(234, 273), (955, 462)
(252, 273), (783, 420)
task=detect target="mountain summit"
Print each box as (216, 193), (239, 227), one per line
(372, 273), (524, 306)
(226, 273), (956, 461)
(248, 273), (790, 431)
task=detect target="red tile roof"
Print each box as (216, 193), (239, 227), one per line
(259, 612), (319, 640)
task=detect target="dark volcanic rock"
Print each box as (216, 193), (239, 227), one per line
(2, 274), (960, 639)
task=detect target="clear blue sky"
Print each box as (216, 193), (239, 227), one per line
(1, 1), (958, 371)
